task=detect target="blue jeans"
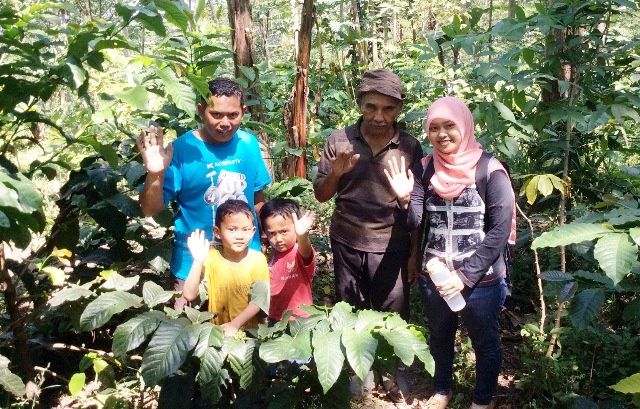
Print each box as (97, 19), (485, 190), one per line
(419, 277), (507, 405)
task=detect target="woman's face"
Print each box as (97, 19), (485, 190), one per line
(428, 118), (463, 154)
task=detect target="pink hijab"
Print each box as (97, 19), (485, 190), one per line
(426, 97), (483, 200)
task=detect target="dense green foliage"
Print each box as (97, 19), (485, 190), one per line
(1, 0), (640, 407)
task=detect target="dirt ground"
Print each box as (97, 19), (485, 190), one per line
(350, 334), (521, 409)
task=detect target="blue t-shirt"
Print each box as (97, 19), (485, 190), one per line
(162, 129), (271, 280)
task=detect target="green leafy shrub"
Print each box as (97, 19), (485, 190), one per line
(48, 270), (434, 407)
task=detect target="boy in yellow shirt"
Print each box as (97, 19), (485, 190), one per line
(183, 200), (269, 336)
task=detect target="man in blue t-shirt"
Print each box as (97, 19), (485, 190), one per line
(136, 77), (272, 310)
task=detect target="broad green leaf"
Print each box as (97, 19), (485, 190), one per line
(80, 292), (143, 331)
(112, 311), (164, 359)
(288, 313), (324, 335)
(42, 266), (66, 286)
(155, 66), (196, 118)
(354, 309), (386, 332)
(628, 227), (640, 246)
(593, 233), (636, 286)
(380, 327), (418, 367)
(611, 104), (640, 123)
(68, 373), (85, 396)
(198, 346), (225, 385)
(539, 270), (574, 281)
(312, 331), (344, 393)
(328, 301), (356, 330)
(0, 172), (44, 215)
(93, 358), (109, 374)
(193, 322), (224, 358)
(186, 72), (211, 100)
(610, 373), (640, 394)
(0, 183), (21, 209)
(574, 270), (614, 287)
(184, 306), (215, 324)
(143, 281), (176, 308)
(408, 327), (434, 375)
(531, 223), (611, 249)
(558, 281), (578, 303)
(101, 272), (140, 291)
(62, 59), (87, 89)
(537, 175), (554, 197)
(141, 318), (199, 387)
(226, 338), (255, 390)
(154, 0), (191, 32)
(136, 8), (167, 37)
(341, 326), (377, 381)
(259, 334), (297, 363)
(114, 86), (149, 110)
(0, 367), (26, 397)
(494, 100), (516, 123)
(524, 176), (539, 205)
(569, 289), (605, 331)
(238, 65), (256, 82)
(48, 285), (94, 307)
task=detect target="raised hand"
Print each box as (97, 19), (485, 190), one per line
(384, 156), (414, 203)
(136, 125), (174, 175)
(187, 229), (210, 263)
(292, 210), (315, 236)
(330, 148), (360, 177)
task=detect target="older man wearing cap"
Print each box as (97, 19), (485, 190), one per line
(313, 69), (422, 400)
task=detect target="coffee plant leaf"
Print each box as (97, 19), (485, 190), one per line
(341, 326), (376, 381)
(143, 281), (176, 308)
(312, 330), (344, 394)
(80, 291), (143, 331)
(112, 311), (164, 360)
(141, 318), (199, 387)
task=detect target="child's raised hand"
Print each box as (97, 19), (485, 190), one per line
(292, 210), (315, 236)
(187, 229), (210, 263)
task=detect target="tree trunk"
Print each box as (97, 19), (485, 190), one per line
(350, 0), (366, 66)
(0, 243), (32, 377)
(226, 0), (258, 84)
(508, 0), (516, 19)
(282, 0), (313, 178)
(226, 0), (274, 180)
(259, 10), (271, 68)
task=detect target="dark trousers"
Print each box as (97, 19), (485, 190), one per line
(331, 239), (409, 320)
(419, 277), (507, 405)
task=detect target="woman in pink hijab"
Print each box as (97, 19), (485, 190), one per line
(385, 96), (513, 409)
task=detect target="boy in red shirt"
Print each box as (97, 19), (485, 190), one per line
(260, 198), (316, 321)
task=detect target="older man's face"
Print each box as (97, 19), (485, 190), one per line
(358, 92), (402, 139)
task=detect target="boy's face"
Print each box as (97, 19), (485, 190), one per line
(263, 214), (297, 253)
(213, 212), (255, 255)
(197, 94), (247, 144)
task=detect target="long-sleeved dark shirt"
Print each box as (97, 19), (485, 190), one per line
(405, 156), (513, 287)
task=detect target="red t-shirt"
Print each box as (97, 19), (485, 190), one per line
(268, 244), (316, 321)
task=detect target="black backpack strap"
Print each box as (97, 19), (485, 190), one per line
(474, 151), (494, 201)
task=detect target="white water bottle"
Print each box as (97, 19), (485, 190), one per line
(425, 258), (466, 312)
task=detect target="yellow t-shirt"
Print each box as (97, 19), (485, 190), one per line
(203, 248), (269, 328)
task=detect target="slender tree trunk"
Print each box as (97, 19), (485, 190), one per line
(543, 0), (584, 357)
(226, 0), (274, 180)
(227, 0), (258, 83)
(350, 0), (366, 66)
(508, 0), (516, 18)
(259, 10), (271, 68)
(282, 0), (313, 178)
(0, 243), (31, 377)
